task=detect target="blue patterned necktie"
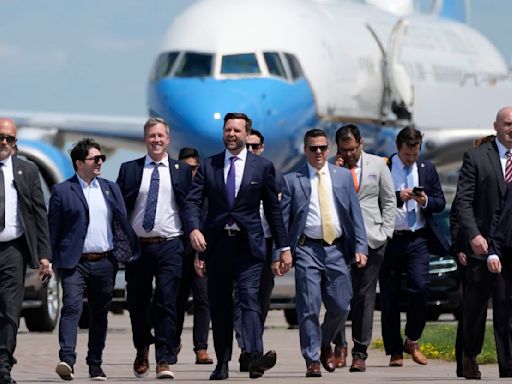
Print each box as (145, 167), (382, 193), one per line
(225, 156), (238, 225)
(143, 161), (160, 232)
(404, 165), (416, 229)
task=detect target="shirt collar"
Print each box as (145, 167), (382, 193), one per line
(0, 154), (13, 168)
(308, 162), (329, 177)
(224, 147), (247, 163)
(76, 173), (99, 188)
(495, 138), (510, 158)
(395, 155), (416, 171)
(145, 153), (169, 167)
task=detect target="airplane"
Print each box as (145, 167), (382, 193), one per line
(147, 0), (512, 175)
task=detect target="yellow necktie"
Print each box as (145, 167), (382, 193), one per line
(317, 170), (336, 245)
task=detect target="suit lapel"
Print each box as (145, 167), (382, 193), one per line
(236, 153), (255, 204)
(489, 142), (506, 196)
(417, 159), (426, 186)
(70, 175), (89, 211)
(298, 165), (311, 201)
(212, 153), (228, 206)
(168, 158), (180, 192)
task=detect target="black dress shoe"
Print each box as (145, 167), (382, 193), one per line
(462, 356), (481, 380)
(239, 351), (250, 372)
(248, 351), (277, 379)
(210, 362), (229, 380)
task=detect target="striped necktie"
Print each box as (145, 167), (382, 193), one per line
(505, 150), (512, 184)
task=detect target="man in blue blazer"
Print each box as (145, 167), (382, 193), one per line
(184, 112), (292, 380)
(380, 126), (448, 368)
(117, 117), (192, 380)
(281, 129), (367, 377)
(49, 138), (139, 381)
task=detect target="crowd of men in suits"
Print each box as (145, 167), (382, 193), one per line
(0, 107), (512, 382)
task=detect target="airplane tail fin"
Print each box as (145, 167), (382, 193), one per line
(433, 0), (467, 23)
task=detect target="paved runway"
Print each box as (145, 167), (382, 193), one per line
(13, 310), (501, 383)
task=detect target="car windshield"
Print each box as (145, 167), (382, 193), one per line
(220, 53), (261, 75)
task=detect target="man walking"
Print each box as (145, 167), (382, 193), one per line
(281, 129), (367, 377)
(49, 138), (139, 381)
(117, 117), (191, 379)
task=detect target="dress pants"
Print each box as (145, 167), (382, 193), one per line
(334, 243), (386, 358)
(234, 237), (274, 350)
(295, 239), (352, 366)
(206, 233), (264, 363)
(126, 237), (183, 364)
(0, 239), (27, 376)
(176, 246), (210, 353)
(58, 256), (117, 366)
(463, 257), (512, 376)
(379, 230), (430, 355)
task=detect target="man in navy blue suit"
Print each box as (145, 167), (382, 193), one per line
(49, 138), (139, 381)
(184, 112), (292, 380)
(380, 126), (448, 367)
(117, 117), (192, 380)
(281, 129), (368, 377)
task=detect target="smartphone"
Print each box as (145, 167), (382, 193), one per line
(41, 273), (51, 288)
(412, 186), (424, 195)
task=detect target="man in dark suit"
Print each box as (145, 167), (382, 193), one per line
(184, 112), (292, 380)
(0, 118), (51, 384)
(380, 126), (448, 367)
(117, 117), (191, 380)
(49, 138), (139, 381)
(455, 106), (512, 379)
(281, 128), (368, 377)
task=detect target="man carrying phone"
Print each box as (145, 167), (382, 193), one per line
(379, 126), (448, 367)
(0, 118), (52, 384)
(49, 138), (139, 381)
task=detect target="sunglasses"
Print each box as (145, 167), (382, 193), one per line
(246, 143), (262, 150)
(308, 145), (328, 152)
(84, 155), (107, 163)
(0, 135), (16, 144)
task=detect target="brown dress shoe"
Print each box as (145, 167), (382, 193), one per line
(320, 345), (336, 372)
(306, 361), (322, 377)
(334, 345), (347, 368)
(196, 349), (214, 365)
(462, 356), (481, 380)
(389, 353), (403, 367)
(349, 357), (366, 372)
(133, 347), (149, 378)
(403, 339), (428, 365)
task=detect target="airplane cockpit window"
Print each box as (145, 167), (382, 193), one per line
(174, 52), (213, 77)
(263, 52), (287, 79)
(284, 53), (304, 80)
(221, 53), (261, 75)
(151, 51), (179, 81)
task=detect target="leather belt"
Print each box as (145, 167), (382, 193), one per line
(81, 251), (112, 261)
(139, 236), (168, 244)
(394, 228), (428, 236)
(223, 229), (241, 237)
(304, 235), (340, 247)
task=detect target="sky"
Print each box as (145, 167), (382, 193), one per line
(0, 0), (511, 117)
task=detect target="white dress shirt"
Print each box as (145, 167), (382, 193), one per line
(77, 175), (113, 253)
(131, 154), (183, 238)
(303, 163), (342, 240)
(0, 155), (23, 242)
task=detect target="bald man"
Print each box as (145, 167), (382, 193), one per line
(0, 119), (52, 384)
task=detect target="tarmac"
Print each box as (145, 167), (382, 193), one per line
(12, 310), (503, 383)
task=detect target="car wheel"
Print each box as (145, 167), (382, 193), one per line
(284, 308), (298, 327)
(24, 271), (61, 332)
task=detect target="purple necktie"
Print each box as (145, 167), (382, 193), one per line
(226, 156), (238, 224)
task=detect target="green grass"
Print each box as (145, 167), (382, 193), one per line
(372, 323), (497, 364)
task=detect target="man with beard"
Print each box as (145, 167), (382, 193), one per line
(184, 112), (292, 380)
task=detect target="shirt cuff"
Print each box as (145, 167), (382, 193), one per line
(421, 195), (429, 208)
(487, 254), (499, 262)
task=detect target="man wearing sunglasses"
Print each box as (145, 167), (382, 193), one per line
(49, 138), (139, 381)
(0, 118), (51, 384)
(117, 118), (192, 380)
(280, 129), (367, 377)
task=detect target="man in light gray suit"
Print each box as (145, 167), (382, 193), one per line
(281, 129), (367, 377)
(332, 124), (396, 372)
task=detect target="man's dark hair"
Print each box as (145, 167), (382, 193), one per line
(249, 129), (264, 144)
(178, 147), (199, 161)
(223, 112), (252, 133)
(70, 137), (101, 171)
(144, 117), (169, 136)
(396, 126), (423, 149)
(303, 129), (328, 147)
(335, 123), (361, 144)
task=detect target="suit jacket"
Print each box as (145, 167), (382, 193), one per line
(455, 139), (505, 259)
(48, 175), (140, 269)
(116, 156), (191, 222)
(281, 163), (368, 263)
(11, 156), (51, 269)
(487, 177), (512, 258)
(387, 154), (449, 255)
(183, 151), (288, 260)
(352, 151), (396, 249)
